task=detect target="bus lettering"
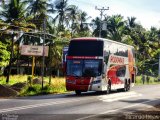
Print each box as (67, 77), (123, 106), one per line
(110, 56), (124, 64)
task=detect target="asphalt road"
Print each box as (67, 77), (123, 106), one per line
(0, 84), (160, 120)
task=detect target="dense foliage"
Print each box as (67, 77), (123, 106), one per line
(0, 0), (159, 77)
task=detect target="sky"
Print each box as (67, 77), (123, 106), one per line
(68, 0), (160, 29)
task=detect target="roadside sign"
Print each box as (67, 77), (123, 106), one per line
(20, 45), (49, 56)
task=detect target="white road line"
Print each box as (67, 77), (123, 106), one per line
(0, 98), (90, 113)
(0, 91), (142, 113)
(76, 98), (160, 120)
(98, 91), (142, 102)
(103, 94), (142, 102)
(0, 99), (9, 102)
(99, 91), (140, 98)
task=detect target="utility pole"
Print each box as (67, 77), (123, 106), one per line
(158, 53), (160, 81)
(158, 34), (160, 81)
(6, 32), (14, 83)
(95, 6), (109, 38)
(41, 18), (46, 89)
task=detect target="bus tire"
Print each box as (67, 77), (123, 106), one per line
(106, 81), (111, 94)
(127, 80), (131, 91)
(75, 90), (81, 95)
(123, 81), (127, 92)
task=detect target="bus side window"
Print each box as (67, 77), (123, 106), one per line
(116, 66), (126, 77)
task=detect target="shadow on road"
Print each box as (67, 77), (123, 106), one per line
(119, 98), (160, 106)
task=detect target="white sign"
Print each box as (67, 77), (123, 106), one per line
(108, 54), (128, 65)
(20, 45), (49, 56)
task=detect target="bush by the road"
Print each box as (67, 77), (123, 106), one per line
(136, 75), (159, 85)
(20, 84), (66, 96)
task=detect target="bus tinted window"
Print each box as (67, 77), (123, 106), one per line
(68, 40), (103, 56)
(104, 41), (128, 57)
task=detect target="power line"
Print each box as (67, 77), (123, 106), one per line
(69, 0), (104, 8)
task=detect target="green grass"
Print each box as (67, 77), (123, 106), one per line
(135, 75), (160, 85)
(19, 81), (67, 96)
(20, 84), (42, 96)
(0, 75), (159, 97)
(0, 75), (67, 96)
(0, 75), (28, 85)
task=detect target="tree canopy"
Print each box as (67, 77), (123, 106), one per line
(0, 0), (159, 77)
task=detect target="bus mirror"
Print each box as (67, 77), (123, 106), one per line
(102, 64), (105, 78)
(102, 62), (107, 74)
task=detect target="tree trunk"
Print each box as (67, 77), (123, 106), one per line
(6, 34), (14, 83)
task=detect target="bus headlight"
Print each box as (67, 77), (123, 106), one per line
(92, 80), (101, 84)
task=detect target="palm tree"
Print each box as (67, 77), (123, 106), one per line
(128, 25), (153, 74)
(0, 0), (27, 22)
(107, 15), (126, 41)
(92, 17), (101, 37)
(122, 17), (137, 44)
(26, 0), (54, 30)
(53, 0), (69, 32)
(79, 11), (91, 32)
(73, 11), (92, 37)
(66, 5), (80, 37)
(0, 0), (35, 32)
(27, 0), (47, 15)
(126, 17), (136, 30)
(0, 0), (35, 83)
(145, 27), (160, 75)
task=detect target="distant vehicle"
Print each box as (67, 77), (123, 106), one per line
(65, 37), (136, 95)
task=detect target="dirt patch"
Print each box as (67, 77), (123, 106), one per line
(32, 78), (42, 84)
(32, 78), (47, 85)
(11, 82), (27, 92)
(0, 84), (18, 97)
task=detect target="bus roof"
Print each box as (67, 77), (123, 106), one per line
(71, 37), (134, 49)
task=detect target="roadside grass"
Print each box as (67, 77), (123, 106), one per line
(0, 75), (67, 96)
(135, 75), (160, 85)
(0, 75), (28, 85)
(0, 75), (159, 96)
(20, 77), (67, 96)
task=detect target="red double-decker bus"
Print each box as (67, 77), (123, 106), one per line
(65, 37), (136, 95)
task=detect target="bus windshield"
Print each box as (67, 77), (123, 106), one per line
(67, 60), (102, 77)
(67, 60), (83, 77)
(68, 40), (103, 56)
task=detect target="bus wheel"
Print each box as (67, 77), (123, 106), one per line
(106, 82), (111, 94)
(123, 82), (127, 92)
(127, 82), (130, 91)
(75, 90), (81, 95)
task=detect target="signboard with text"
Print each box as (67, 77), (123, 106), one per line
(20, 45), (49, 56)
